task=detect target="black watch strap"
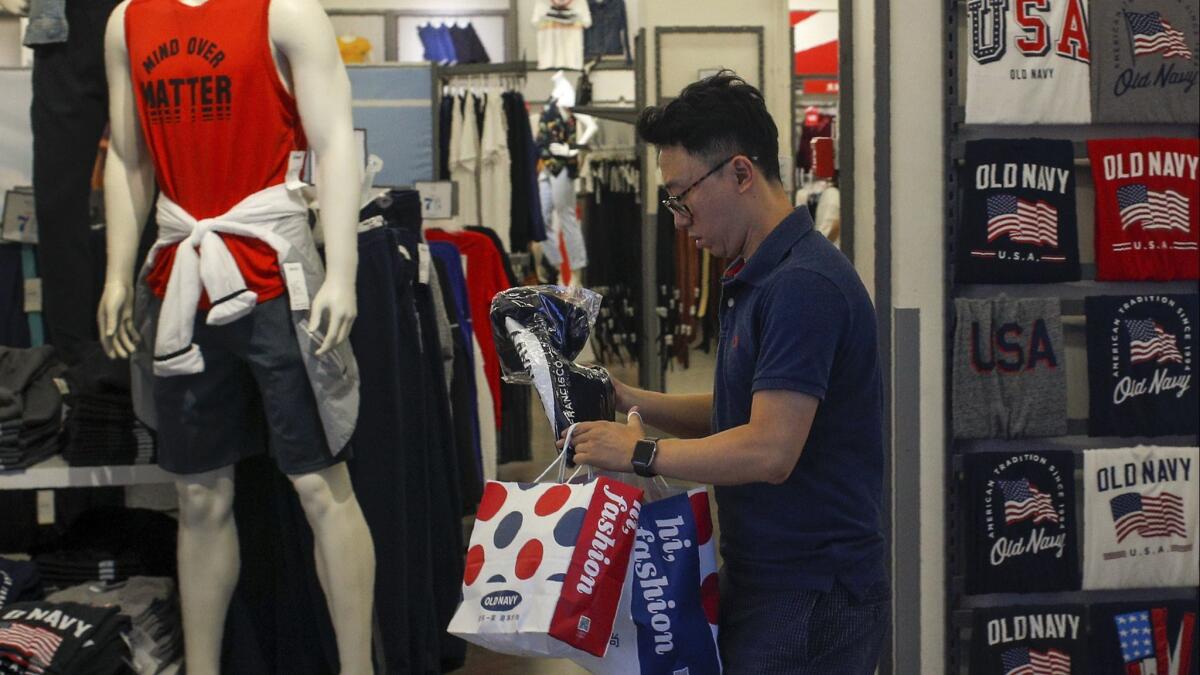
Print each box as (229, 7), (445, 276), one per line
(632, 438), (658, 477)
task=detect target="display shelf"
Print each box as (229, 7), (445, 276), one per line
(955, 433), (1198, 455)
(572, 105), (639, 125)
(0, 456), (175, 490)
(954, 279), (1199, 307)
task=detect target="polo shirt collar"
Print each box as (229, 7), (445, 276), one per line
(724, 207), (814, 287)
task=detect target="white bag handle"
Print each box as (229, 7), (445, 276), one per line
(533, 423), (593, 484)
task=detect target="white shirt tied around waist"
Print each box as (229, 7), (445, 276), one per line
(150, 183), (307, 377)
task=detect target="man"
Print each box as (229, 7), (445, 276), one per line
(559, 72), (888, 673)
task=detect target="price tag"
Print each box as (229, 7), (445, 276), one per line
(283, 262), (310, 311)
(37, 490), (55, 525)
(24, 277), (43, 313)
(286, 151), (308, 191)
(414, 181), (455, 220)
(417, 243), (431, 285)
(2, 189), (37, 244)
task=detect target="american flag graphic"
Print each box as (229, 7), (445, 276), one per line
(1125, 11), (1194, 60)
(1112, 608), (1197, 675)
(986, 195), (1060, 247)
(1117, 184), (1192, 233)
(1000, 646), (1072, 675)
(0, 621), (62, 672)
(999, 479), (1060, 526)
(1109, 492), (1187, 543)
(1125, 319), (1184, 365)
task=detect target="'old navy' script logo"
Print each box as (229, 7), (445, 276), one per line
(1113, 369), (1192, 403)
(1109, 5), (1200, 97)
(1108, 296), (1193, 405)
(576, 484), (639, 596)
(987, 613), (1081, 646)
(1, 608), (94, 639)
(632, 516), (695, 655)
(991, 528), (1067, 565)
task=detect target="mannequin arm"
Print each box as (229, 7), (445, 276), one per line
(270, 0), (360, 355)
(99, 0), (155, 359)
(574, 112), (598, 146)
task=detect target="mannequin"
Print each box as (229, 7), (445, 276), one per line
(537, 70), (597, 286)
(99, 0), (375, 672)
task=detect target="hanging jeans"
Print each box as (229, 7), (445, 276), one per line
(538, 169), (588, 270)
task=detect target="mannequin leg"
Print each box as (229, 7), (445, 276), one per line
(175, 466), (239, 675)
(538, 170), (563, 270)
(290, 463), (376, 675)
(551, 170), (588, 273)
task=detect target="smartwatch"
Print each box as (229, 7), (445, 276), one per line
(631, 438), (659, 477)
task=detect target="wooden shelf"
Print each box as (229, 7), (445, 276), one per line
(0, 456), (175, 490)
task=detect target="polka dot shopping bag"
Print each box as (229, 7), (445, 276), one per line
(448, 449), (645, 659)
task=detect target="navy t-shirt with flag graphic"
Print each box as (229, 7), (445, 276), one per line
(965, 451), (1080, 594)
(970, 604), (1087, 675)
(956, 139), (1081, 284)
(1088, 599), (1200, 675)
(1086, 294), (1199, 436)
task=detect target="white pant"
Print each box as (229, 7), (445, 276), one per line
(538, 169), (587, 270)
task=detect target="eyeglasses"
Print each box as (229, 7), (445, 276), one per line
(660, 154), (756, 217)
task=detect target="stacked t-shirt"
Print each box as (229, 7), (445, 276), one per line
(1090, 0), (1199, 123)
(964, 451), (1080, 594)
(957, 139), (1081, 283)
(0, 347), (65, 470)
(953, 297), (1068, 439)
(965, 0), (1092, 124)
(1088, 599), (1200, 675)
(29, 508), (177, 592)
(0, 601), (129, 674)
(47, 578), (182, 675)
(1081, 446), (1199, 590)
(970, 604), (1087, 675)
(532, 0), (592, 70)
(1088, 138), (1200, 281)
(0, 559), (42, 612)
(1085, 294), (1198, 437)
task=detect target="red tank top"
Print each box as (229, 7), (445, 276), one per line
(126, 0), (306, 304)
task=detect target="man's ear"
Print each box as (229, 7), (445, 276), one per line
(734, 157), (754, 192)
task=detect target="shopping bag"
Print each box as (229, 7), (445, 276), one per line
(448, 447), (645, 658)
(573, 486), (723, 674)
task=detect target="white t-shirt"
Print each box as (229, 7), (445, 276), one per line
(1082, 445), (1199, 590)
(965, 0), (1092, 124)
(451, 93), (481, 227)
(532, 0), (592, 71)
(814, 185), (840, 246)
(479, 91), (512, 249)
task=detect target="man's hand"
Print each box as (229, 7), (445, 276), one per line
(556, 409), (646, 473)
(309, 277), (356, 355)
(0, 0), (29, 16)
(97, 282), (138, 359)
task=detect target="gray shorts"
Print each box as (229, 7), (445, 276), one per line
(153, 297), (349, 475)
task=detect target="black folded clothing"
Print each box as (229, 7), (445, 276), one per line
(0, 600), (130, 675)
(29, 508), (177, 586)
(0, 558), (44, 611)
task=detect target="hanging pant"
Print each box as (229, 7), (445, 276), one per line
(29, 0), (118, 364)
(538, 169), (588, 270)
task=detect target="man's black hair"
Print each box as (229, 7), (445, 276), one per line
(635, 70), (781, 183)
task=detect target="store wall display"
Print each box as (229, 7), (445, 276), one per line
(953, 297), (1068, 439)
(1088, 599), (1200, 675)
(965, 0), (1092, 124)
(1081, 446), (1199, 590)
(532, 0), (593, 71)
(969, 604), (1087, 674)
(1085, 294), (1198, 437)
(583, 0), (631, 63)
(956, 138), (1082, 283)
(1090, 0), (1199, 123)
(964, 451), (1080, 594)
(1088, 137), (1200, 281)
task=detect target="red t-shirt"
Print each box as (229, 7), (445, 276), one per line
(1089, 137), (1199, 281)
(125, 0), (307, 304)
(426, 229), (513, 429)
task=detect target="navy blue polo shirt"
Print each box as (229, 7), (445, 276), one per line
(712, 207), (886, 597)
